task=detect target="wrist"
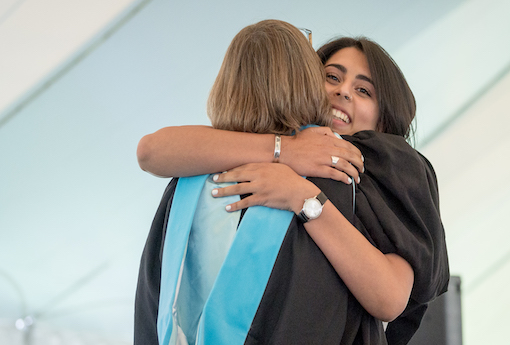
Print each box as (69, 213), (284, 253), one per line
(277, 135), (292, 166)
(291, 182), (321, 215)
(273, 134), (281, 163)
(260, 133), (276, 164)
(296, 190), (328, 223)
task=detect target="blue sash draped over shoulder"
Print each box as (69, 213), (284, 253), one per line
(157, 174), (294, 345)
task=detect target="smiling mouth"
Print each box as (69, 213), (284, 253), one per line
(332, 108), (350, 124)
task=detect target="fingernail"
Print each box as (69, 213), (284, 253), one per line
(361, 155), (365, 163)
(347, 177), (352, 184)
(358, 176), (361, 184)
(362, 166), (365, 173)
(213, 174), (219, 182)
(226, 205), (232, 211)
(212, 189), (218, 196)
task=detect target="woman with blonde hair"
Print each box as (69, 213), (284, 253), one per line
(135, 19), (350, 345)
(207, 20), (331, 135)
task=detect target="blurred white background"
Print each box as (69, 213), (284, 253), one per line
(1, 0), (509, 344)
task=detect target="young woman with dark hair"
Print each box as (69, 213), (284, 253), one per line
(135, 33), (449, 345)
(317, 37), (416, 139)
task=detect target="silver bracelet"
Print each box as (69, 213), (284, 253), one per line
(273, 134), (281, 162)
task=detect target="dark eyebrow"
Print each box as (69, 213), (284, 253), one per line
(325, 63), (374, 86)
(356, 74), (374, 86)
(326, 63), (347, 74)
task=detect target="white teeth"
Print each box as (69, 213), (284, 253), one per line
(332, 108), (350, 124)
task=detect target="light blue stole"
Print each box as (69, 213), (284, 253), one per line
(157, 174), (294, 345)
(157, 125), (356, 344)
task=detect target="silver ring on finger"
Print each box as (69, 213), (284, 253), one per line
(331, 155), (340, 167)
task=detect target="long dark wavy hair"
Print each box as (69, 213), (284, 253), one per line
(318, 37), (416, 140)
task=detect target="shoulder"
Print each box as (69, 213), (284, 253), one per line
(343, 131), (437, 195)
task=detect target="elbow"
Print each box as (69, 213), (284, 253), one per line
(373, 298), (409, 322)
(370, 283), (412, 322)
(136, 134), (153, 172)
(373, 253), (414, 322)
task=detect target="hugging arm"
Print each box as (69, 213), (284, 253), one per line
(212, 132), (449, 323)
(212, 163), (414, 322)
(137, 125), (363, 184)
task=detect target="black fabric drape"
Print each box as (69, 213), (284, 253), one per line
(134, 131), (449, 345)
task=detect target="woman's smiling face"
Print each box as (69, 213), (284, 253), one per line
(324, 47), (379, 136)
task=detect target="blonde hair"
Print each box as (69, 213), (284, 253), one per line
(207, 20), (331, 135)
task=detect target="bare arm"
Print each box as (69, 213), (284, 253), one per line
(137, 125), (274, 177)
(300, 193), (414, 321)
(211, 163), (414, 321)
(137, 125), (364, 183)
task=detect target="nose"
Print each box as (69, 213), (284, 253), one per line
(334, 85), (351, 101)
(328, 77), (352, 101)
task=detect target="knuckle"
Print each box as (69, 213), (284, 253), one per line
(336, 160), (349, 171)
(232, 198), (246, 210)
(227, 171), (239, 180)
(330, 169), (345, 182)
(327, 168), (337, 180)
(231, 184), (242, 193)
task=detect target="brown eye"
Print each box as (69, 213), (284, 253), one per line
(357, 87), (371, 97)
(326, 74), (340, 83)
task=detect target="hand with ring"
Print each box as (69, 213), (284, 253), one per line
(279, 127), (364, 185)
(331, 156), (340, 166)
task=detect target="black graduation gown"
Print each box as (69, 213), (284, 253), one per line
(134, 130), (449, 345)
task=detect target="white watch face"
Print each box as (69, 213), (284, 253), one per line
(303, 198), (322, 219)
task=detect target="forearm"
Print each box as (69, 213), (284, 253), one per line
(289, 186), (414, 321)
(137, 126), (274, 177)
(211, 164), (413, 320)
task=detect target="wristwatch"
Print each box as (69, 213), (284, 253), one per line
(297, 192), (328, 223)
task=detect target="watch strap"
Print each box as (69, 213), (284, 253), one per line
(316, 191), (328, 205)
(296, 210), (309, 223)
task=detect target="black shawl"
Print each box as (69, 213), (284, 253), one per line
(134, 130), (449, 345)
